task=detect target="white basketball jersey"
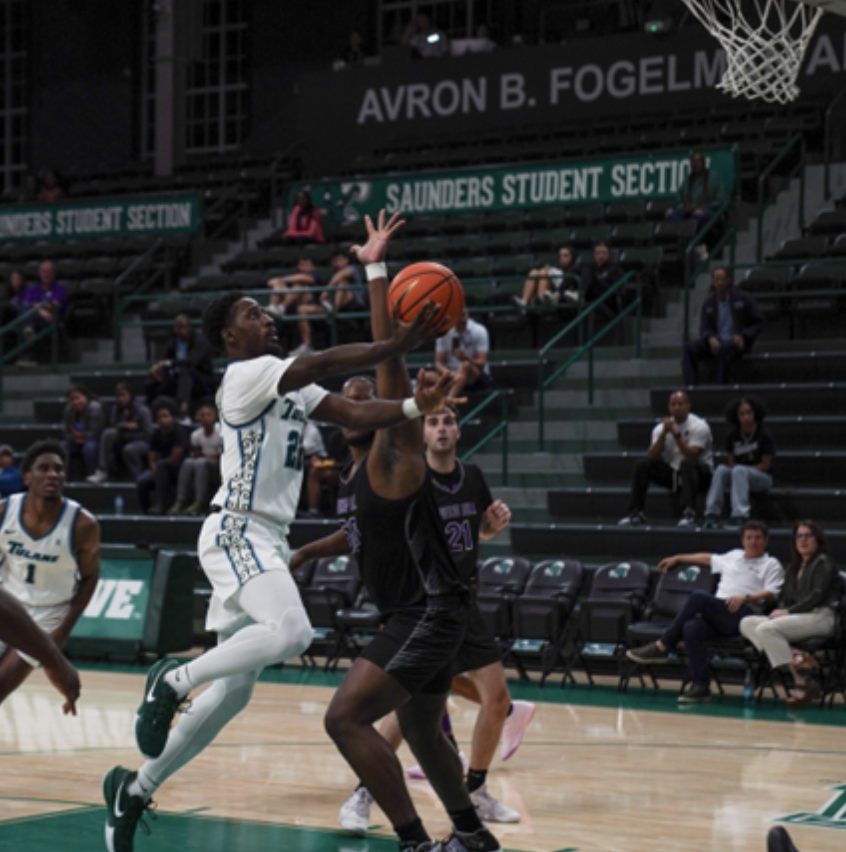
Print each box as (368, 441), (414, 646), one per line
(211, 355), (329, 528)
(0, 494), (82, 607)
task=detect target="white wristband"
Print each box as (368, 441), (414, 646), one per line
(365, 262), (388, 281)
(402, 397), (423, 420)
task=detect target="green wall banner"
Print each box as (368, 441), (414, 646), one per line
(290, 149), (735, 222)
(73, 559), (153, 642)
(0, 194), (204, 244)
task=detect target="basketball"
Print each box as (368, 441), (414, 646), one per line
(387, 261), (465, 333)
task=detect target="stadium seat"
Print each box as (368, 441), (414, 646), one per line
(475, 556), (533, 643)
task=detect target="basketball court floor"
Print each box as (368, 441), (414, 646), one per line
(1, 663), (843, 852)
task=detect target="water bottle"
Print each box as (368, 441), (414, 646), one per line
(743, 669), (755, 703)
(114, 495), (124, 516)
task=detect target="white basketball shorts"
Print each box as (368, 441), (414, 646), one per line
(0, 601), (71, 667)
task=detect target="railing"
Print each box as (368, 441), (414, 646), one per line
(757, 133), (806, 263)
(0, 308), (60, 409)
(824, 88), (846, 201)
(682, 195), (736, 342)
(459, 390), (513, 486)
(537, 271), (640, 451)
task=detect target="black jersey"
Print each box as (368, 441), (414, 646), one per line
(336, 455), (466, 615)
(428, 460), (494, 584)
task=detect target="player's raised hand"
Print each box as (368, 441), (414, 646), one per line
(43, 652), (81, 716)
(387, 300), (439, 354)
(413, 369), (466, 414)
(480, 500), (512, 539)
(351, 210), (405, 266)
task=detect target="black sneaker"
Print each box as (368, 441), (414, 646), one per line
(767, 826), (801, 852)
(702, 515), (720, 529)
(678, 683), (712, 704)
(103, 766), (156, 852)
(626, 642), (670, 664)
(618, 510), (647, 527)
(677, 509), (697, 528)
(445, 828), (502, 852)
(135, 658), (182, 759)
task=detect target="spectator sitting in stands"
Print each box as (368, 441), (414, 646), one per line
(282, 190), (325, 244)
(667, 151), (725, 235)
(627, 520), (784, 704)
(703, 396), (775, 529)
(17, 261), (68, 367)
(61, 384), (105, 479)
(0, 445), (24, 497)
(582, 242), (625, 309)
(300, 421), (342, 518)
(136, 398), (191, 516)
(87, 382), (153, 484)
(682, 267), (764, 386)
(37, 170), (67, 203)
(266, 257), (326, 356)
(16, 173), (40, 204)
(403, 14), (448, 58)
(0, 269), (27, 327)
(514, 245), (580, 310)
(430, 309), (492, 401)
(145, 313), (217, 419)
(619, 390), (713, 528)
(169, 404), (222, 516)
(319, 251), (366, 316)
(740, 520), (839, 708)
(334, 30), (366, 69)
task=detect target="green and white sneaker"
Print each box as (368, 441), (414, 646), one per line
(135, 658), (183, 759)
(103, 766), (156, 852)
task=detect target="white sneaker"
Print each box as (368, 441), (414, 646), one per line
(87, 470), (108, 484)
(562, 289), (580, 304)
(290, 343), (313, 356)
(322, 299), (335, 315)
(338, 786), (373, 836)
(407, 749), (469, 780)
(500, 700), (535, 762)
(511, 295), (527, 309)
(470, 784), (521, 823)
(694, 244), (708, 263)
(541, 290), (560, 307)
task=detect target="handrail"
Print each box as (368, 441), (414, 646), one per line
(459, 390), (513, 486)
(681, 194), (735, 342)
(0, 308), (59, 409)
(824, 88), (846, 201)
(537, 271), (639, 450)
(757, 133), (806, 262)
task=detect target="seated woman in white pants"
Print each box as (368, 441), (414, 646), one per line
(703, 396), (775, 528)
(740, 520), (840, 708)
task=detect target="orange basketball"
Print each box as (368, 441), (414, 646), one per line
(387, 261), (465, 333)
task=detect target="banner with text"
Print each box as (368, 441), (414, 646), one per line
(299, 18), (846, 173)
(290, 149), (735, 221)
(72, 559), (153, 642)
(0, 194), (204, 244)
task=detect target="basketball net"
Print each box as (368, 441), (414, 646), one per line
(679, 0), (824, 103)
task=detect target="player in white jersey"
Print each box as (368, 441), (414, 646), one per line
(0, 440), (100, 708)
(103, 217), (456, 852)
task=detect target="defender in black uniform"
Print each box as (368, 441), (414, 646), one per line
(322, 213), (501, 852)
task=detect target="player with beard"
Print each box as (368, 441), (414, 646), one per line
(102, 232), (456, 852)
(294, 405), (532, 835)
(0, 440), (100, 709)
(317, 211), (501, 852)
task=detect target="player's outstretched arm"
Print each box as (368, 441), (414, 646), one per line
(276, 303), (435, 395)
(289, 530), (351, 572)
(0, 587), (80, 715)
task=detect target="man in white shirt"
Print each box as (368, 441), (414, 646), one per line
(627, 520), (784, 703)
(432, 310), (492, 401)
(619, 390), (713, 528)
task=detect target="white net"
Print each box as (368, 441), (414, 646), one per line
(679, 0), (824, 103)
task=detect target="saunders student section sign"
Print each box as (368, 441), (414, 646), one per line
(0, 194), (203, 244)
(290, 149), (735, 221)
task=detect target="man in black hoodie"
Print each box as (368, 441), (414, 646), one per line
(145, 314), (218, 417)
(682, 267), (764, 385)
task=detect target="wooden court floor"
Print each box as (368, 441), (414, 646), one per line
(1, 664), (845, 852)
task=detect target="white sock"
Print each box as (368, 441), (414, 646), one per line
(164, 665), (194, 700)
